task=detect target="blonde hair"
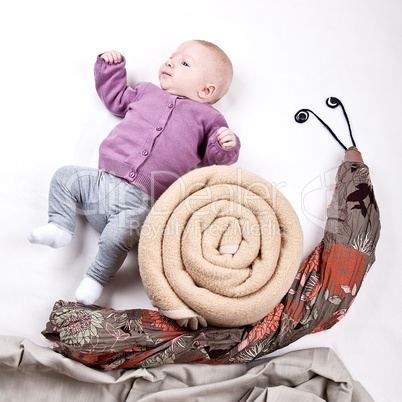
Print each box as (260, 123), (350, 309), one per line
(194, 40), (233, 103)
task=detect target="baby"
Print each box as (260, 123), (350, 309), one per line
(28, 40), (241, 305)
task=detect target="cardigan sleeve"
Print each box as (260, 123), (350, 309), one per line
(201, 114), (241, 166)
(94, 55), (140, 117)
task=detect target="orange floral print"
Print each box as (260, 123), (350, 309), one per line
(285, 297), (305, 322)
(247, 303), (284, 343)
(321, 243), (366, 294)
(142, 309), (187, 333)
(344, 148), (364, 163)
(300, 241), (324, 275)
(306, 277), (321, 303)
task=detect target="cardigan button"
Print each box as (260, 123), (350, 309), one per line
(142, 150), (149, 156)
(129, 172), (136, 179)
(168, 103), (173, 108)
(156, 126), (163, 131)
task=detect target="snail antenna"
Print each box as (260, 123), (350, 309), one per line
(326, 97), (356, 147)
(295, 108), (347, 150)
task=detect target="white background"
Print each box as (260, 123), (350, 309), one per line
(1, 0), (401, 400)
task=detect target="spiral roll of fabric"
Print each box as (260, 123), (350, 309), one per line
(138, 165), (303, 328)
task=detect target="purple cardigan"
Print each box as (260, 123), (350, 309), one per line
(94, 56), (241, 199)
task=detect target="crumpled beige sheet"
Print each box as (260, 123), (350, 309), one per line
(0, 336), (373, 401)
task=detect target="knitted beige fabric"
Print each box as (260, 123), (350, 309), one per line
(138, 166), (303, 328)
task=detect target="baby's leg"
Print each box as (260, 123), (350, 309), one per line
(75, 221), (136, 304)
(75, 175), (153, 305)
(29, 166), (101, 247)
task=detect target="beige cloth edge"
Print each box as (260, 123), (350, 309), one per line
(0, 335), (373, 402)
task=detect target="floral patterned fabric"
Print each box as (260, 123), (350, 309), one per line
(42, 147), (380, 370)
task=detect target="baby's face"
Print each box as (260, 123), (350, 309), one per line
(159, 41), (215, 103)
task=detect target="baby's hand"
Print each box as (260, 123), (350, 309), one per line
(101, 50), (122, 64)
(217, 127), (236, 149)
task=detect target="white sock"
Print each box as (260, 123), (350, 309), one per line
(75, 276), (104, 305)
(28, 223), (72, 248)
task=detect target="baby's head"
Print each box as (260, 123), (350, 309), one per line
(159, 40), (233, 104)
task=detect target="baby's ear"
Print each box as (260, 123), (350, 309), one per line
(198, 83), (216, 102)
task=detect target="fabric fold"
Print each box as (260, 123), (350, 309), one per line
(0, 337), (374, 402)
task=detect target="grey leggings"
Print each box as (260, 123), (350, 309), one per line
(48, 166), (154, 286)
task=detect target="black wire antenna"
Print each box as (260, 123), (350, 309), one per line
(294, 97), (356, 151)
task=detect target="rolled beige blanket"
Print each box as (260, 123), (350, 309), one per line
(139, 166), (303, 329)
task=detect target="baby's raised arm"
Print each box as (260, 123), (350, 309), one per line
(100, 50), (122, 64)
(95, 50), (139, 116)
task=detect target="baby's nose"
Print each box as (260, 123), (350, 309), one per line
(165, 59), (174, 68)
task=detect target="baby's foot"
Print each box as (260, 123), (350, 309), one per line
(28, 224), (72, 248)
(75, 276), (104, 305)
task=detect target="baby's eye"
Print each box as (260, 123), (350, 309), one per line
(181, 61), (190, 67)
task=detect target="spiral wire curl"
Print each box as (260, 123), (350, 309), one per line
(295, 97), (357, 150)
